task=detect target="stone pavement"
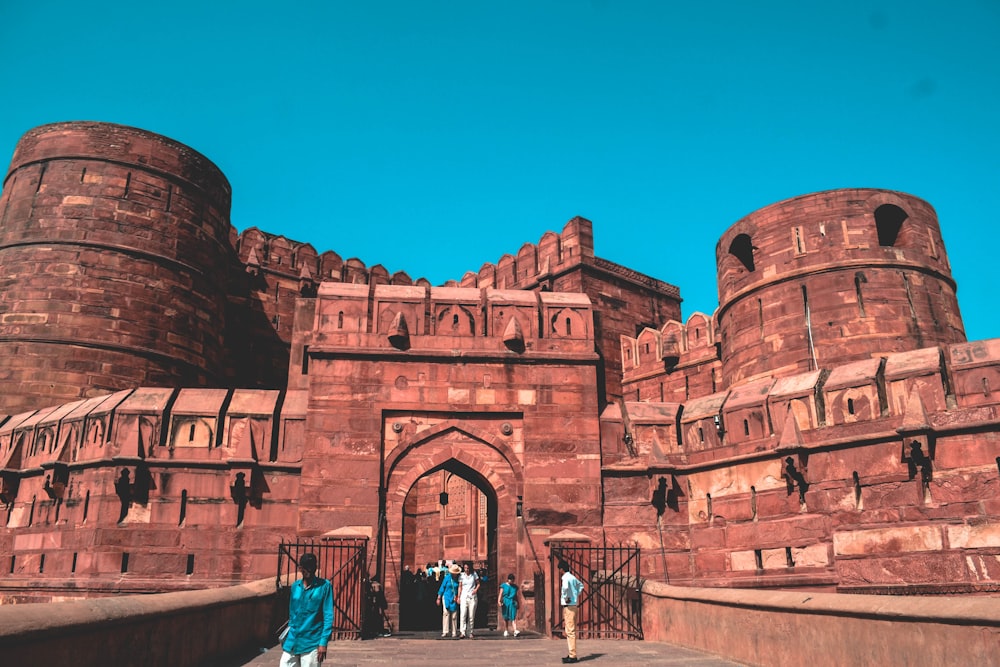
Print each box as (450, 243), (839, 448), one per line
(237, 630), (744, 666)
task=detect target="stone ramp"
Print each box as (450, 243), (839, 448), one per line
(236, 632), (744, 666)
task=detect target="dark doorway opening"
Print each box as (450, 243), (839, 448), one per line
(397, 459), (498, 633)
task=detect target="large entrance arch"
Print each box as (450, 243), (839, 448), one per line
(379, 420), (523, 633)
(397, 460), (497, 631)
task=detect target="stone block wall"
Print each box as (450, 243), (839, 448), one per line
(606, 339), (1000, 592)
(293, 284), (604, 628)
(638, 580), (1000, 666)
(715, 189), (966, 387)
(0, 387), (304, 601)
(0, 123), (233, 414)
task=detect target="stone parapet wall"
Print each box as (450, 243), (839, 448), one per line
(614, 339), (1000, 469)
(638, 579), (1000, 667)
(0, 578), (281, 667)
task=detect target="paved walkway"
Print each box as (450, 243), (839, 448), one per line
(237, 630), (744, 666)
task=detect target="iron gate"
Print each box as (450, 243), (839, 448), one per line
(550, 542), (642, 640)
(278, 538), (369, 640)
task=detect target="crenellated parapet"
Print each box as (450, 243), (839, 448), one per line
(620, 312), (722, 403)
(0, 386), (306, 591)
(448, 217), (594, 290)
(0, 387), (306, 521)
(301, 283), (596, 359)
(603, 338), (1000, 469)
(234, 227), (422, 288)
(622, 312), (718, 377)
(445, 216), (680, 301)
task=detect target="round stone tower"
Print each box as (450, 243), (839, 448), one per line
(0, 122), (232, 413)
(715, 188), (966, 387)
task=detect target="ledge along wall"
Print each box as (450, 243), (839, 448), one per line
(639, 579), (1000, 667)
(0, 578), (283, 667)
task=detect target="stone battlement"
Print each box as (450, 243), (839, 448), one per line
(607, 338), (1000, 468)
(305, 283), (595, 356)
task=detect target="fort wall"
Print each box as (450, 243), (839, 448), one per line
(605, 338), (1000, 591)
(293, 284), (603, 626)
(0, 386), (304, 599)
(445, 217), (683, 404)
(0, 121), (997, 623)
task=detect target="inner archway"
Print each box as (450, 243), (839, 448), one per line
(397, 459), (498, 632)
(380, 421), (522, 635)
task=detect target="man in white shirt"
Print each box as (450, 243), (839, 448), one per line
(457, 561), (480, 638)
(558, 559), (584, 664)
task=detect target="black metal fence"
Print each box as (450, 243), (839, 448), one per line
(550, 542), (642, 640)
(277, 538), (369, 640)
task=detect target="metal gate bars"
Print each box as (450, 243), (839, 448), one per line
(277, 538), (369, 640)
(550, 542), (642, 640)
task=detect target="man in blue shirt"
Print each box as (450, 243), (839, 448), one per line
(282, 552), (334, 666)
(559, 559), (585, 664)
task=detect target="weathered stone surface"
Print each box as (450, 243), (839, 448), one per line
(833, 525), (944, 557)
(0, 123), (997, 617)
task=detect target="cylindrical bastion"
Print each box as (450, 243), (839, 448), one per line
(715, 188), (965, 387)
(0, 122), (232, 413)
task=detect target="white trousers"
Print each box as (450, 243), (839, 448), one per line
(460, 594), (478, 636)
(280, 648), (320, 667)
(441, 606), (458, 637)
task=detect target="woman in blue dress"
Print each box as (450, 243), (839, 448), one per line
(497, 573), (520, 637)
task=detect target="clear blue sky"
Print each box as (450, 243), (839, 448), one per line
(1, 1), (996, 341)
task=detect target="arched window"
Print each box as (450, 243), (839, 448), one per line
(875, 204), (908, 247)
(729, 233), (755, 271)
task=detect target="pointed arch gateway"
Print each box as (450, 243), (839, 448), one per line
(382, 421), (523, 633)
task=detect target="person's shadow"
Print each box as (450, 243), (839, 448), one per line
(575, 653), (605, 662)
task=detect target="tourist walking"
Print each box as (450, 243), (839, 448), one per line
(558, 559), (584, 664)
(497, 573), (520, 637)
(458, 561), (480, 638)
(437, 563), (461, 638)
(281, 552), (334, 667)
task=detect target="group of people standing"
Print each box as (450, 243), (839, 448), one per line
(277, 551), (584, 665)
(435, 561), (480, 638)
(432, 561), (523, 639)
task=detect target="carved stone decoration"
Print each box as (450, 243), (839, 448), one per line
(388, 311), (410, 350)
(502, 316), (525, 353)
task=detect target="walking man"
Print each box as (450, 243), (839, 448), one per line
(281, 552), (333, 666)
(558, 559), (584, 664)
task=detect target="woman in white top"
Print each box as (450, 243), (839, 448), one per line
(457, 561), (480, 638)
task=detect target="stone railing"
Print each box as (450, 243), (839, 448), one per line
(0, 578), (283, 667)
(639, 579), (1000, 666)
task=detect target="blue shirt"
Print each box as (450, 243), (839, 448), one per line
(561, 571), (584, 606)
(438, 574), (459, 612)
(283, 576), (334, 655)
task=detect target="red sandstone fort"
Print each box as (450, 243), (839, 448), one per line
(1, 122), (998, 629)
